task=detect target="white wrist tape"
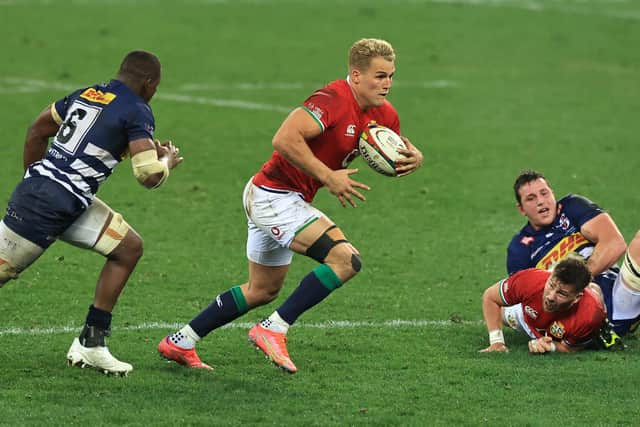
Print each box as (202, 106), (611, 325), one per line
(549, 342), (557, 352)
(489, 329), (505, 345)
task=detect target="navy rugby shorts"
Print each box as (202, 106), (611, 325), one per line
(3, 176), (86, 249)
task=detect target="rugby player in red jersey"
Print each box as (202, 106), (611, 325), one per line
(481, 256), (608, 353)
(159, 38), (424, 373)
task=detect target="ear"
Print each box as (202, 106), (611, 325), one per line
(516, 203), (526, 216)
(572, 291), (584, 305)
(350, 68), (361, 84)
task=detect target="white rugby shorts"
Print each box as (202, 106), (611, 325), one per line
(611, 272), (640, 321)
(502, 304), (537, 339)
(242, 178), (323, 267)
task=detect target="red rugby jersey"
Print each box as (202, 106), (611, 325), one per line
(253, 79), (400, 202)
(499, 268), (606, 346)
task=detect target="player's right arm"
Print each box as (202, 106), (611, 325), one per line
(128, 138), (183, 189)
(23, 105), (61, 170)
(480, 282), (509, 353)
(580, 213), (626, 276)
(272, 108), (370, 207)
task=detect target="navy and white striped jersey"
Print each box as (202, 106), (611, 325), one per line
(25, 79), (155, 207)
(506, 194), (603, 275)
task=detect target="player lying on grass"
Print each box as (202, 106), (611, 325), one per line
(507, 170), (639, 338)
(481, 256), (617, 353)
(158, 38), (423, 373)
(0, 50), (182, 376)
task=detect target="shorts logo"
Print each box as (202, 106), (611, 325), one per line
(80, 88), (116, 104)
(216, 295), (223, 307)
(271, 226), (282, 239)
(524, 305), (538, 319)
(549, 321), (565, 339)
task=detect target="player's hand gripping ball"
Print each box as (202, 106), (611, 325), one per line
(358, 123), (406, 177)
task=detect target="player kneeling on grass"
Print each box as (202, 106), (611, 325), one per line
(0, 51), (183, 376)
(158, 38), (423, 373)
(480, 256), (622, 354)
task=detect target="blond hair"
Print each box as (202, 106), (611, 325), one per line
(348, 38), (395, 71)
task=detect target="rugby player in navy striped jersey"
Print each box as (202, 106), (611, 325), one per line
(0, 50), (183, 376)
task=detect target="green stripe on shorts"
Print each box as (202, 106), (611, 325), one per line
(294, 216), (319, 236)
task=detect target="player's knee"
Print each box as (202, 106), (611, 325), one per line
(95, 212), (134, 256)
(326, 247), (362, 282)
(107, 230), (143, 266)
(0, 259), (19, 285)
(351, 253), (362, 273)
(621, 248), (640, 292)
(247, 287), (280, 306)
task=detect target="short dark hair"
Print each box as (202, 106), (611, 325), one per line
(118, 50), (161, 82)
(513, 169), (548, 204)
(552, 256), (592, 293)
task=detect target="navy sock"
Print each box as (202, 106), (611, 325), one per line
(189, 286), (249, 338)
(277, 264), (343, 325)
(84, 304), (112, 330)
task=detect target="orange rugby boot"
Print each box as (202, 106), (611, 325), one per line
(248, 323), (297, 373)
(157, 336), (213, 370)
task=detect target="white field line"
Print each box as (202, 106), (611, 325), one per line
(0, 77), (457, 114)
(177, 80), (459, 91)
(155, 93), (291, 113)
(0, 78), (292, 113)
(0, 319), (483, 336)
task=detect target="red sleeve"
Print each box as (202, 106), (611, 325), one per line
(498, 269), (529, 305)
(302, 88), (344, 132)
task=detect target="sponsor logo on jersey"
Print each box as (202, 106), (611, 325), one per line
(549, 321), (565, 339)
(345, 124), (356, 136)
(536, 233), (589, 270)
(520, 236), (534, 246)
(80, 88), (116, 104)
(524, 305), (538, 319)
(305, 102), (324, 121)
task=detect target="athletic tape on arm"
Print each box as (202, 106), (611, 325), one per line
(131, 149), (169, 188)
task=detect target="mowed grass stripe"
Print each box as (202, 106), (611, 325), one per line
(0, 319), (484, 336)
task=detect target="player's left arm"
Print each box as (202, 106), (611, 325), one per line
(480, 282), (509, 353)
(395, 136), (423, 177)
(23, 105), (61, 170)
(580, 213), (626, 276)
(128, 138), (183, 189)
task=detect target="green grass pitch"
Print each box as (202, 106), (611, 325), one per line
(1, 0), (639, 425)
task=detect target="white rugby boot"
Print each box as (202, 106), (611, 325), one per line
(66, 325), (133, 376)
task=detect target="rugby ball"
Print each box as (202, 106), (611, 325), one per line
(358, 124), (406, 177)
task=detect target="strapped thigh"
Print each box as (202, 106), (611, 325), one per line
(60, 198), (130, 256)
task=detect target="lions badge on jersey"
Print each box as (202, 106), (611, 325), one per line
(549, 321), (566, 339)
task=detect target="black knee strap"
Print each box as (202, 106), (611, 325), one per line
(306, 226), (348, 263)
